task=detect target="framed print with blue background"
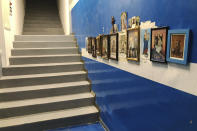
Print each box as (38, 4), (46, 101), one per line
(166, 29), (190, 65)
(140, 29), (151, 61)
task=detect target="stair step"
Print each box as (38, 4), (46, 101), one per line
(25, 16), (60, 20)
(11, 47), (78, 56)
(0, 71), (87, 88)
(3, 62), (84, 76)
(24, 19), (61, 24)
(13, 41), (76, 48)
(15, 35), (75, 41)
(0, 92), (94, 118)
(23, 32), (65, 35)
(24, 23), (62, 28)
(9, 54), (81, 65)
(0, 106), (99, 131)
(24, 28), (64, 32)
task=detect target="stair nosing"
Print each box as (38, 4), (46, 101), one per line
(0, 106), (98, 128)
(10, 54), (80, 58)
(0, 71), (86, 80)
(3, 62), (83, 68)
(0, 81), (90, 93)
(11, 47), (77, 50)
(0, 92), (94, 109)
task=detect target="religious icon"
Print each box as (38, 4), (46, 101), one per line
(121, 12), (127, 32)
(119, 32), (127, 61)
(127, 28), (140, 61)
(150, 27), (168, 63)
(92, 38), (96, 58)
(109, 33), (118, 60)
(101, 35), (109, 59)
(140, 29), (151, 61)
(166, 29), (190, 65)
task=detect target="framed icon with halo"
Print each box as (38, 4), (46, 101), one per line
(166, 29), (190, 65)
(109, 33), (118, 60)
(101, 35), (109, 60)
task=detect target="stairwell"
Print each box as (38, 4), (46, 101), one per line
(0, 0), (99, 131)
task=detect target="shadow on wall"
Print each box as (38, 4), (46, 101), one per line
(82, 57), (197, 131)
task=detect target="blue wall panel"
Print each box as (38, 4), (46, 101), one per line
(72, 0), (197, 63)
(82, 57), (197, 131)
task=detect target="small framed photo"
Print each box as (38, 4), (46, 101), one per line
(109, 33), (118, 60)
(166, 29), (190, 65)
(87, 37), (92, 53)
(119, 32), (127, 61)
(150, 27), (168, 63)
(101, 35), (109, 60)
(96, 35), (102, 56)
(92, 37), (96, 58)
(127, 28), (140, 61)
(140, 29), (151, 61)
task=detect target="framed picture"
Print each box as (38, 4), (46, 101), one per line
(140, 29), (151, 61)
(87, 37), (92, 53)
(101, 35), (109, 60)
(92, 37), (96, 58)
(150, 27), (168, 63)
(109, 33), (118, 60)
(166, 29), (190, 65)
(127, 28), (140, 61)
(96, 35), (102, 56)
(121, 12), (127, 32)
(119, 32), (127, 61)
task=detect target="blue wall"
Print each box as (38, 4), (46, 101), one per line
(72, 1), (197, 130)
(72, 0), (197, 63)
(83, 57), (197, 131)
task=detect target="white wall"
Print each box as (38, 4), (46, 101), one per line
(57, 0), (72, 35)
(0, 0), (25, 67)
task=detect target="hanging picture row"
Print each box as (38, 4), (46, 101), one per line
(86, 12), (191, 65)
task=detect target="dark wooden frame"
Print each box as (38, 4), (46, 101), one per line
(101, 34), (110, 60)
(150, 27), (168, 63)
(87, 37), (92, 53)
(127, 28), (140, 61)
(92, 37), (97, 58)
(96, 35), (102, 56)
(109, 33), (119, 61)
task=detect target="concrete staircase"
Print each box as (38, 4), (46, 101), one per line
(23, 0), (64, 35)
(0, 0), (99, 130)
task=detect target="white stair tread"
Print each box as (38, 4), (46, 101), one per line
(3, 62), (83, 68)
(0, 81), (89, 93)
(0, 106), (98, 128)
(12, 47), (77, 50)
(0, 71), (86, 80)
(0, 92), (94, 109)
(10, 54), (80, 58)
(14, 41), (76, 43)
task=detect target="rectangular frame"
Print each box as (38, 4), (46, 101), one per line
(127, 28), (140, 61)
(109, 33), (119, 60)
(96, 35), (102, 56)
(91, 37), (97, 58)
(150, 27), (168, 63)
(166, 29), (190, 65)
(87, 37), (92, 53)
(101, 35), (110, 60)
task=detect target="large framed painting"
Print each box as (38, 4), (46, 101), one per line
(87, 37), (92, 53)
(127, 28), (140, 61)
(119, 32), (127, 61)
(140, 29), (151, 61)
(101, 35), (109, 60)
(109, 33), (118, 60)
(150, 27), (168, 63)
(92, 37), (96, 58)
(166, 29), (190, 65)
(121, 12), (127, 32)
(96, 35), (102, 56)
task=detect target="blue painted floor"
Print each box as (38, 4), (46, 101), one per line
(48, 122), (105, 131)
